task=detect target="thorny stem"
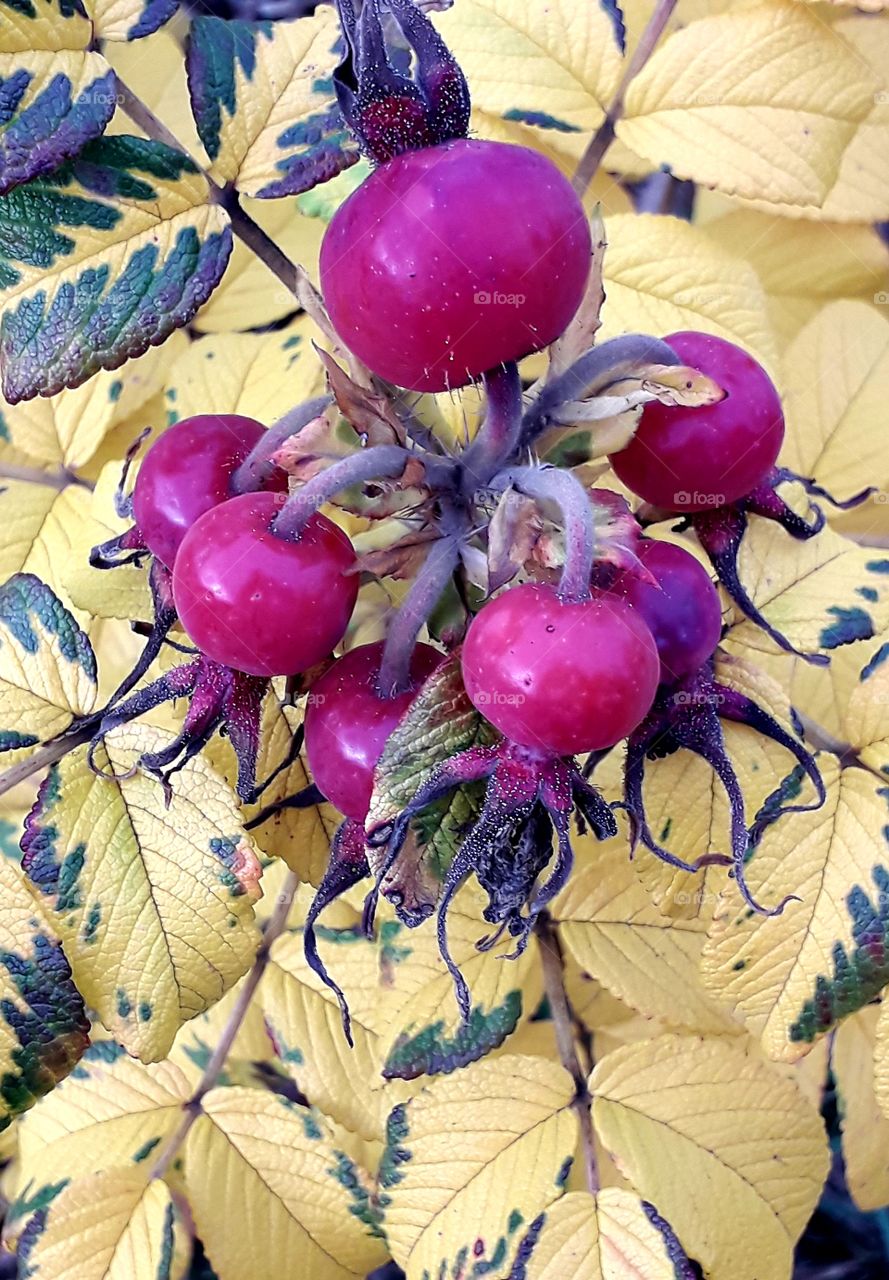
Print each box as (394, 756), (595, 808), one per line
(271, 444), (411, 540)
(491, 465), (595, 603)
(572, 0), (679, 196)
(150, 869), (300, 1182)
(459, 363), (523, 496)
(230, 395), (333, 495)
(535, 913), (599, 1195)
(114, 75), (334, 342)
(378, 535), (461, 695)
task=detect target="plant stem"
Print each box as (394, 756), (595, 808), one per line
(491, 465), (595, 603)
(0, 721), (98, 801)
(459, 363), (523, 496)
(114, 74), (334, 342)
(150, 869), (299, 1182)
(535, 912), (599, 1195)
(230, 395), (333, 495)
(0, 463), (92, 491)
(378, 535), (461, 695)
(572, 0), (679, 196)
(271, 444), (410, 540)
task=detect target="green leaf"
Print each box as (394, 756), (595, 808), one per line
(0, 51), (117, 194)
(0, 134), (232, 401)
(186, 11), (359, 198)
(368, 651), (499, 892)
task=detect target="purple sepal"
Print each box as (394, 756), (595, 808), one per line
(334, 0), (470, 163)
(303, 818), (372, 1046)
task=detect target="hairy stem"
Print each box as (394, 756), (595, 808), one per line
(535, 913), (599, 1194)
(491, 465), (595, 602)
(0, 721), (98, 801)
(230, 395), (333, 495)
(572, 0), (679, 196)
(459, 363), (523, 495)
(271, 444), (410, 540)
(378, 535), (461, 695)
(150, 869), (299, 1182)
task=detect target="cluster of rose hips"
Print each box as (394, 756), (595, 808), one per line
(88, 0), (853, 1026)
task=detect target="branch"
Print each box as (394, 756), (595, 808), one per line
(535, 912), (599, 1194)
(0, 721), (97, 801)
(572, 0), (679, 196)
(150, 869), (300, 1182)
(0, 463), (91, 491)
(271, 444), (411, 540)
(459, 362), (523, 494)
(114, 74), (335, 342)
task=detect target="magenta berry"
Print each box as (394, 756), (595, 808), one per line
(461, 583), (660, 756)
(305, 641), (441, 821)
(611, 332), (784, 513)
(615, 540), (723, 684)
(320, 139), (591, 392)
(132, 414), (285, 570)
(172, 491), (359, 678)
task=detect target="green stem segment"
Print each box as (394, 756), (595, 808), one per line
(270, 445), (411, 541)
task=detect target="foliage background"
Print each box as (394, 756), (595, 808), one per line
(0, 0), (888, 1276)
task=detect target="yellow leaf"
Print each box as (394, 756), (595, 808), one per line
(21, 726), (262, 1061)
(834, 1004), (889, 1211)
(727, 518), (889, 660)
(704, 211), (889, 347)
(844, 634), (889, 784)
(554, 829), (737, 1033)
(382, 1054), (576, 1277)
(520, 1189), (680, 1280)
(262, 930), (392, 1142)
(0, 0), (92, 52)
(779, 302), (889, 533)
(599, 214), (776, 375)
(0, 574), (97, 760)
(873, 995), (889, 1121)
(820, 17), (889, 222)
(703, 760), (889, 1060)
(16, 1042), (191, 1188)
(164, 315), (326, 424)
(592, 1033), (829, 1280)
(210, 697), (338, 886)
(0, 858), (88, 1131)
(193, 196), (325, 333)
(0, 481), (91, 613)
(86, 0), (179, 43)
(65, 463), (153, 622)
(166, 972), (275, 1089)
(186, 1087), (387, 1278)
(618, 2), (873, 207)
(435, 0), (623, 135)
(104, 26), (205, 159)
(25, 1168), (190, 1280)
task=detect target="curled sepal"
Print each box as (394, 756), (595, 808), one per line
(334, 0), (470, 163)
(303, 818), (372, 1046)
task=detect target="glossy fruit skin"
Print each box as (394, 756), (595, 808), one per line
(172, 492), (359, 678)
(614, 540), (723, 684)
(132, 414), (285, 570)
(461, 584), (660, 756)
(320, 139), (592, 392)
(611, 332), (784, 513)
(305, 642), (442, 821)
